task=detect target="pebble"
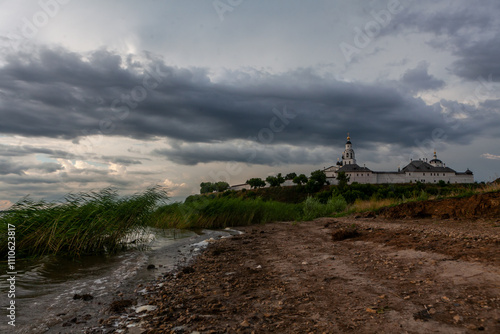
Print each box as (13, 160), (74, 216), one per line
(134, 305), (158, 313)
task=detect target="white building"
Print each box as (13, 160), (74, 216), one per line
(323, 134), (474, 185)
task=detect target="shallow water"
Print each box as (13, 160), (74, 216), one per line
(0, 227), (227, 333)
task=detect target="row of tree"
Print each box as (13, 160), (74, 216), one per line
(246, 170), (332, 193)
(201, 170), (350, 194)
(200, 181), (230, 194)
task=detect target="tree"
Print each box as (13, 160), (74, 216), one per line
(200, 182), (215, 194)
(305, 170), (327, 193)
(215, 181), (229, 192)
(293, 174), (308, 185)
(310, 170), (327, 185)
(336, 172), (350, 191)
(285, 172), (297, 180)
(246, 178), (266, 189)
(266, 173), (285, 187)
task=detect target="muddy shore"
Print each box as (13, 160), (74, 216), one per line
(88, 216), (500, 333)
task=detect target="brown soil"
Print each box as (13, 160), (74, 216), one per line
(378, 191), (500, 219)
(94, 213), (500, 333)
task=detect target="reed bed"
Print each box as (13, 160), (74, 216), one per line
(0, 186), (167, 258)
(152, 197), (303, 229)
(152, 194), (350, 229)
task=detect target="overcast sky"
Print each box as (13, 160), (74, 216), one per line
(1, 0), (499, 208)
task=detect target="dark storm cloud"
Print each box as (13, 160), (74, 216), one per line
(388, 5), (493, 37)
(401, 61), (445, 93)
(0, 46), (498, 165)
(386, 1), (500, 82)
(100, 156), (143, 165)
(154, 143), (331, 166)
(0, 144), (76, 159)
(0, 158), (61, 175)
(30, 162), (63, 173)
(450, 35), (500, 82)
(0, 159), (26, 175)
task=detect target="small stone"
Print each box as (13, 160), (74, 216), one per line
(442, 296), (450, 302)
(453, 315), (462, 323)
(429, 308), (436, 314)
(240, 319), (250, 327)
(135, 305), (157, 313)
(366, 308), (377, 314)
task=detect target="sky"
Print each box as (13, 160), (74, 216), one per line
(0, 0), (499, 208)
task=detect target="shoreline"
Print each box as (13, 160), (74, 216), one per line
(32, 229), (235, 334)
(92, 216), (499, 333)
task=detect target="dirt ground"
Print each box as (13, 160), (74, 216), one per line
(94, 214), (500, 334)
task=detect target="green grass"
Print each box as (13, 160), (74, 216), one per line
(152, 194), (348, 229)
(301, 195), (347, 221)
(152, 197), (302, 229)
(0, 186), (167, 258)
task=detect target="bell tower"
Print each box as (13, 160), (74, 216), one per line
(342, 133), (356, 166)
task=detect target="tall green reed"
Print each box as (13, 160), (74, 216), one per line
(0, 186), (167, 258)
(152, 197), (302, 229)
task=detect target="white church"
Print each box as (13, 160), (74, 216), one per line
(323, 134), (474, 185)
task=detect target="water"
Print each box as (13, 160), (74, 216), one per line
(0, 228), (233, 333)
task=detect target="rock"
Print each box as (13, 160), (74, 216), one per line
(73, 293), (93, 301)
(413, 310), (431, 321)
(135, 305), (158, 313)
(240, 319), (250, 327)
(182, 266), (195, 274)
(109, 299), (134, 313)
(172, 325), (187, 333)
(128, 327), (146, 334)
(147, 264), (156, 270)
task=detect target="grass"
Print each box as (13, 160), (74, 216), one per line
(151, 197), (302, 229)
(301, 195), (347, 221)
(153, 194), (349, 229)
(350, 198), (399, 212)
(0, 186), (167, 258)
(3, 181), (497, 258)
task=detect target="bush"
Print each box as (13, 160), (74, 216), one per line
(301, 194), (346, 221)
(326, 194), (347, 213)
(301, 196), (326, 221)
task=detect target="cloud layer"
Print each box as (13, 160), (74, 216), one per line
(1, 46), (498, 169)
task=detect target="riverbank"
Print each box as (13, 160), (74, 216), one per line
(4, 229), (233, 334)
(92, 216), (500, 333)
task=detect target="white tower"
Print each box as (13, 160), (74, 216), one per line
(342, 133), (356, 166)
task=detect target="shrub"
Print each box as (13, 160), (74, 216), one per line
(301, 196), (326, 221)
(326, 194), (347, 213)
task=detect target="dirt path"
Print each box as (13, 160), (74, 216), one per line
(96, 217), (500, 333)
